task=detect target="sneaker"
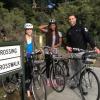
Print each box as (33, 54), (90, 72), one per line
(82, 87), (88, 95)
(69, 85), (77, 89)
(69, 83), (78, 89)
(46, 79), (51, 87)
(82, 91), (88, 95)
(69, 80), (78, 89)
(27, 90), (31, 97)
(3, 94), (7, 98)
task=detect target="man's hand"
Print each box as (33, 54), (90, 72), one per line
(66, 46), (72, 53)
(94, 47), (100, 54)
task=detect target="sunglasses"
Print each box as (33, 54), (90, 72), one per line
(25, 28), (33, 30)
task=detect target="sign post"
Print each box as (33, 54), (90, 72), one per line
(0, 41), (25, 100)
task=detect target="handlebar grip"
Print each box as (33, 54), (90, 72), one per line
(72, 48), (84, 52)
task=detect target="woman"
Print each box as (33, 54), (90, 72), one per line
(24, 23), (35, 97)
(39, 19), (62, 86)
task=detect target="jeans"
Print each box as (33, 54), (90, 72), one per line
(68, 52), (84, 86)
(25, 57), (33, 90)
(45, 54), (52, 78)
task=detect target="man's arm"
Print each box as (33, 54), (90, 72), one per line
(82, 27), (100, 53)
(82, 27), (95, 48)
(65, 30), (72, 52)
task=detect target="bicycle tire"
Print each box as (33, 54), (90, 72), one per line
(79, 68), (100, 100)
(50, 63), (66, 92)
(31, 74), (47, 100)
(58, 60), (69, 77)
(2, 75), (18, 94)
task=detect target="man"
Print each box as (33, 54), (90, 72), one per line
(66, 14), (100, 52)
(65, 14), (100, 89)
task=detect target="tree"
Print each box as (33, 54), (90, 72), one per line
(0, 0), (100, 42)
(0, 2), (26, 38)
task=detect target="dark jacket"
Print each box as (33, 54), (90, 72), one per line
(66, 24), (95, 49)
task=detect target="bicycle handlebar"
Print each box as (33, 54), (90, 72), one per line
(72, 48), (96, 54)
(43, 46), (51, 49)
(42, 46), (58, 55)
(68, 48), (98, 61)
(30, 50), (42, 56)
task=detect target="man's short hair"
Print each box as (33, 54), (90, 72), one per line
(68, 13), (78, 19)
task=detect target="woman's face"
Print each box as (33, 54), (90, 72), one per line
(25, 28), (33, 36)
(50, 24), (56, 31)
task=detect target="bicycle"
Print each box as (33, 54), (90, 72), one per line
(58, 48), (100, 100)
(25, 51), (47, 100)
(1, 72), (22, 94)
(1, 51), (47, 100)
(1, 72), (24, 100)
(41, 46), (66, 92)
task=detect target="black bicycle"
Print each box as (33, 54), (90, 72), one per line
(58, 48), (100, 100)
(2, 51), (47, 100)
(1, 72), (22, 94)
(25, 52), (47, 100)
(41, 46), (66, 92)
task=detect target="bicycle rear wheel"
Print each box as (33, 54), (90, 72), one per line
(2, 75), (18, 94)
(79, 68), (100, 100)
(31, 74), (47, 100)
(50, 63), (66, 92)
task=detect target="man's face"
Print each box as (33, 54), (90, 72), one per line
(68, 15), (77, 26)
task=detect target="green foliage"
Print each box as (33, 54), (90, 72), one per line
(0, 0), (100, 42)
(0, 2), (26, 36)
(52, 0), (100, 37)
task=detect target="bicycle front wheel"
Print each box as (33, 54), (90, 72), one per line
(2, 75), (18, 94)
(31, 74), (47, 100)
(50, 63), (66, 92)
(79, 68), (100, 100)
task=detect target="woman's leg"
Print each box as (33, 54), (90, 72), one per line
(25, 58), (32, 97)
(45, 54), (51, 78)
(45, 54), (51, 86)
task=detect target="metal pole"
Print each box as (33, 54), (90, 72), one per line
(20, 44), (26, 100)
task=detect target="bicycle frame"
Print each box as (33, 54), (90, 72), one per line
(67, 58), (89, 81)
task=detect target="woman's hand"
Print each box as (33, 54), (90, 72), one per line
(66, 46), (72, 53)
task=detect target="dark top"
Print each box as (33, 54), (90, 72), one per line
(44, 30), (62, 47)
(66, 24), (95, 49)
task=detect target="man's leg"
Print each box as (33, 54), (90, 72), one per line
(69, 53), (83, 89)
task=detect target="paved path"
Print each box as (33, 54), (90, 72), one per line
(47, 67), (100, 100)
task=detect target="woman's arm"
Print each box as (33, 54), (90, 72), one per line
(39, 24), (48, 33)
